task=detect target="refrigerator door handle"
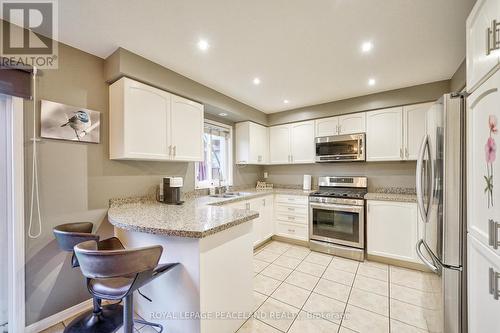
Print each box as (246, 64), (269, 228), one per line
(416, 135), (429, 222)
(416, 239), (440, 274)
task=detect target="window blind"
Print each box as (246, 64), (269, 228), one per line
(0, 57), (33, 99)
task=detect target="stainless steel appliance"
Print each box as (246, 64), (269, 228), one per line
(415, 93), (466, 333)
(158, 177), (184, 205)
(315, 133), (365, 162)
(309, 176), (367, 261)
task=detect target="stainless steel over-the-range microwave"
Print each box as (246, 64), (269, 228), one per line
(315, 133), (365, 162)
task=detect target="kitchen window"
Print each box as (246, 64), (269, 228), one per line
(195, 120), (233, 189)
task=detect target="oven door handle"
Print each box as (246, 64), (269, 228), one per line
(310, 202), (363, 212)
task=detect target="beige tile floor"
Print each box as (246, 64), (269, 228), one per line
(242, 240), (442, 333)
(41, 240), (441, 333)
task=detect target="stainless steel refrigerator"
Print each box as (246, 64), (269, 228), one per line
(415, 93), (467, 333)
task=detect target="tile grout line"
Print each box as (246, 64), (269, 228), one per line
(282, 253), (334, 333)
(338, 260), (360, 332)
(246, 242), (309, 332)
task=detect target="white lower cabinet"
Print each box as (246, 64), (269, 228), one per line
(227, 195), (274, 247)
(225, 194), (309, 246)
(366, 200), (422, 263)
(274, 195), (309, 241)
(468, 234), (500, 333)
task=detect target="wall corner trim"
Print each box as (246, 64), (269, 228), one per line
(25, 299), (93, 333)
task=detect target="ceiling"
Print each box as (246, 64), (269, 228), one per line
(35, 0), (476, 113)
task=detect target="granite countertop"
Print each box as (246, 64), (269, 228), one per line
(107, 188), (313, 238)
(364, 187), (417, 203)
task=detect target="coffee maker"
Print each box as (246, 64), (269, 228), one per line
(158, 177), (184, 205)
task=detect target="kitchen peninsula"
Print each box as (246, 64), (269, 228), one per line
(108, 193), (260, 333)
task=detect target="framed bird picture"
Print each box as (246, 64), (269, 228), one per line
(40, 100), (101, 143)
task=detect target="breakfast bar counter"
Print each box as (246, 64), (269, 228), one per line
(108, 194), (262, 333)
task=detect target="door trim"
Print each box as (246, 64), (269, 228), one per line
(3, 96), (25, 332)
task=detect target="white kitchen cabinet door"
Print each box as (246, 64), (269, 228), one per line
(235, 122), (268, 164)
(467, 69), (500, 254)
(253, 123), (269, 164)
(269, 125), (291, 164)
(110, 77), (172, 160)
(315, 116), (338, 137)
(466, 0), (500, 92)
(249, 198), (264, 246)
(468, 234), (500, 333)
(366, 107), (404, 161)
(261, 196), (274, 241)
(338, 113), (366, 135)
(170, 95), (204, 161)
(367, 200), (420, 263)
(403, 103), (430, 160)
(290, 121), (315, 164)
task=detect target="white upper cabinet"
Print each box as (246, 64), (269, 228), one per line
(235, 121), (269, 164)
(270, 121), (315, 164)
(338, 113), (366, 135)
(366, 107), (404, 161)
(366, 105), (428, 162)
(109, 77), (204, 161)
(403, 103), (430, 160)
(315, 116), (339, 137)
(170, 95), (204, 161)
(269, 125), (291, 164)
(467, 0), (500, 92)
(314, 112), (365, 137)
(467, 69), (500, 254)
(290, 121), (315, 164)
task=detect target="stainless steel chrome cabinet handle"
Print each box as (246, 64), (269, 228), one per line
(288, 229), (295, 233)
(489, 267), (500, 300)
(487, 20), (500, 55)
(288, 216), (295, 220)
(489, 219), (500, 250)
(405, 147), (409, 159)
(400, 148), (403, 159)
(173, 145), (176, 157)
(287, 207), (295, 211)
(169, 145), (172, 156)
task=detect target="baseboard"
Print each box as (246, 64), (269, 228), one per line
(367, 254), (430, 272)
(271, 235), (309, 247)
(25, 298), (92, 333)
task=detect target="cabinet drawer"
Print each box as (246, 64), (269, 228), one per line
(275, 203), (308, 215)
(275, 195), (308, 205)
(275, 212), (308, 225)
(276, 222), (308, 240)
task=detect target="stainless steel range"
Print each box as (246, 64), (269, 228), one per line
(309, 176), (367, 261)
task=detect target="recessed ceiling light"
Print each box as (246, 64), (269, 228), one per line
(197, 39), (209, 51)
(368, 78), (376, 86)
(218, 112), (228, 117)
(283, 99), (289, 104)
(253, 77), (261, 85)
(361, 41), (373, 53)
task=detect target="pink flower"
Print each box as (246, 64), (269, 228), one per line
(486, 137), (497, 163)
(489, 115), (498, 134)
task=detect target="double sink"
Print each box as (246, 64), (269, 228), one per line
(209, 192), (252, 198)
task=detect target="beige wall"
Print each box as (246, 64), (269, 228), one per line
(450, 58), (466, 92)
(264, 162), (416, 191)
(104, 48), (268, 125)
(267, 80), (450, 125)
(23, 43), (261, 325)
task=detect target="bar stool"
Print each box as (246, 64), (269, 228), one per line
(53, 222), (124, 333)
(74, 239), (179, 333)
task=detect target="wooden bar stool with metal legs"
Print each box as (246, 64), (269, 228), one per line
(53, 222), (125, 333)
(74, 239), (179, 333)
